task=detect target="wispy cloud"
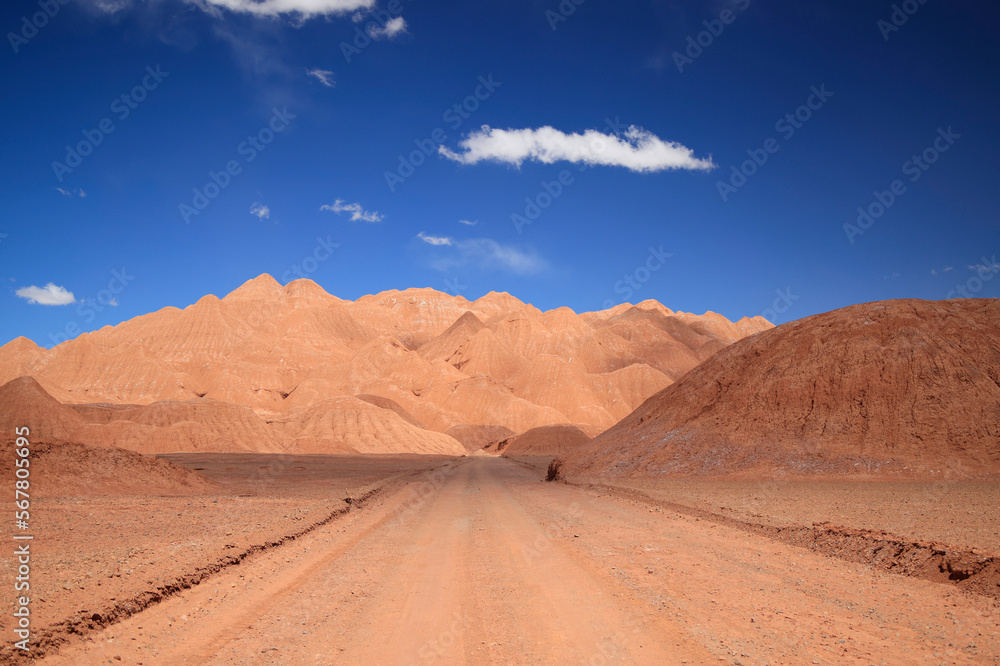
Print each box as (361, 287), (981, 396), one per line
(320, 199), (383, 223)
(458, 219), (477, 226)
(439, 125), (715, 173)
(55, 187), (86, 197)
(969, 259), (1000, 273)
(250, 202), (270, 220)
(185, 0), (375, 19)
(89, 0), (131, 14)
(417, 232), (453, 246)
(369, 16), (406, 39)
(16, 283), (76, 305)
(426, 238), (546, 275)
(306, 68), (335, 87)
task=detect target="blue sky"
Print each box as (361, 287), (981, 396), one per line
(2, 0), (998, 348)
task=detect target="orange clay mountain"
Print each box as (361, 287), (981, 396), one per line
(0, 274), (771, 456)
(0, 379), (218, 495)
(554, 299), (1000, 479)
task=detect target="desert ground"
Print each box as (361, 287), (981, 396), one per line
(0, 454), (994, 665)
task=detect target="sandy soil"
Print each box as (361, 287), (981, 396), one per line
(16, 457), (999, 665)
(574, 476), (1000, 555)
(0, 454), (455, 663)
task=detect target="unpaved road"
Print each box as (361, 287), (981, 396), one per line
(42, 458), (999, 665)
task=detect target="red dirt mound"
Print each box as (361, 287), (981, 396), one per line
(0, 439), (216, 497)
(556, 299), (1000, 479)
(493, 424), (592, 456)
(0, 376), (86, 441)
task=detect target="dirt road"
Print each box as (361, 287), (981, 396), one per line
(42, 458), (999, 665)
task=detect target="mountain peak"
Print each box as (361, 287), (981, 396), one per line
(634, 299), (673, 316)
(286, 278), (341, 304)
(0, 375), (50, 399)
(474, 291), (523, 308)
(223, 274), (286, 301)
(1, 336), (42, 355)
(446, 311), (487, 334)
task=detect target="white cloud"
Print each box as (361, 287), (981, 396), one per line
(417, 232), (453, 246)
(368, 16), (406, 39)
(250, 202), (271, 220)
(55, 187), (86, 198)
(16, 283), (76, 306)
(109, 297), (119, 306)
(968, 260), (1000, 273)
(306, 68), (335, 88)
(439, 125), (715, 173)
(458, 219), (477, 226)
(427, 238), (546, 275)
(944, 266), (953, 272)
(931, 269), (938, 275)
(186, 0), (374, 19)
(320, 199), (383, 223)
